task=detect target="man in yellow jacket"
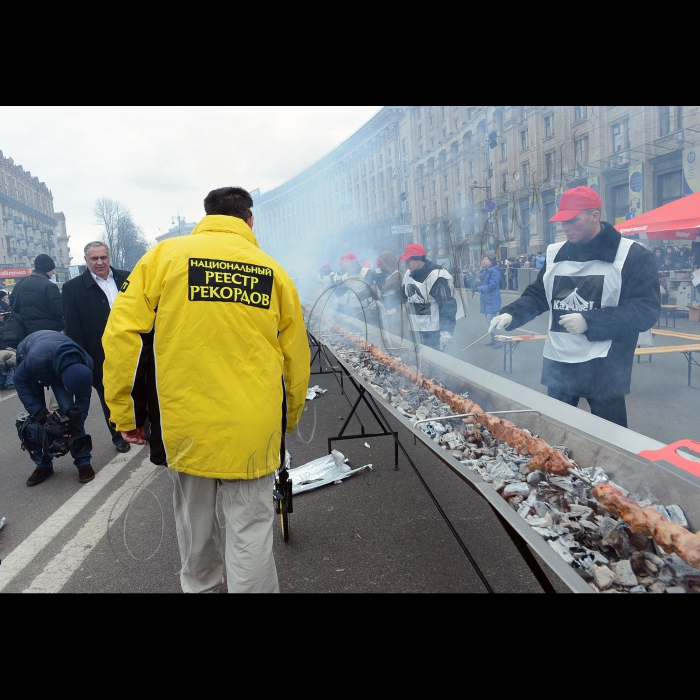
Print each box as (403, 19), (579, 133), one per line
(103, 186), (310, 593)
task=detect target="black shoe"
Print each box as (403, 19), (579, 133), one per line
(78, 464), (95, 483)
(484, 341), (496, 347)
(27, 467), (54, 486)
(114, 438), (131, 453)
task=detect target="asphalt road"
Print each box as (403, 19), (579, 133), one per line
(1, 295), (698, 593)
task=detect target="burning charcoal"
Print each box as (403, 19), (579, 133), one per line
(629, 585), (647, 593)
(517, 503), (531, 519)
(580, 520), (600, 533)
(503, 483), (530, 499)
(547, 494), (565, 511)
(666, 586), (687, 594)
(596, 517), (618, 538)
(491, 479), (505, 493)
(533, 501), (549, 518)
(628, 532), (653, 552)
(611, 560), (638, 588)
(509, 496), (524, 509)
(449, 450), (464, 459)
(592, 564), (616, 590)
(644, 552), (665, 569)
(648, 581), (666, 594)
(549, 538), (575, 565)
(665, 553), (700, 578)
(630, 551), (647, 576)
(491, 463), (517, 481)
(657, 567), (675, 585)
(601, 528), (632, 559)
(568, 504), (593, 518)
(664, 505), (689, 528)
(549, 477), (575, 494)
(527, 514), (553, 528)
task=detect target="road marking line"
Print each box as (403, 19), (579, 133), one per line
(0, 445), (144, 592)
(23, 455), (159, 593)
(0, 391), (17, 403)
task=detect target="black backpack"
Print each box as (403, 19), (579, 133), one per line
(1, 280), (28, 348)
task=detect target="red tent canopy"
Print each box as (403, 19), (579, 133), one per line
(616, 191), (700, 241)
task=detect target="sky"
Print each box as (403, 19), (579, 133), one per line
(0, 106), (382, 265)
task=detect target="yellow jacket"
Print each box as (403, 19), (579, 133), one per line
(103, 215), (310, 479)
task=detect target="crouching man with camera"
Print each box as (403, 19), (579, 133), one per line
(14, 330), (94, 486)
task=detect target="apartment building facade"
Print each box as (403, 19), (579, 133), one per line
(0, 151), (71, 284)
(254, 106), (700, 268)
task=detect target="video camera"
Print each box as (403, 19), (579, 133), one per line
(16, 407), (92, 464)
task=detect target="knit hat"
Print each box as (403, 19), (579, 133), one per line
(34, 254), (56, 273)
(376, 251), (399, 270)
(61, 363), (93, 397)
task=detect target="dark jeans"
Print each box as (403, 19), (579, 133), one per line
(31, 384), (92, 469)
(547, 388), (628, 428)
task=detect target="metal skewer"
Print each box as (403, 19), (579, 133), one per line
(459, 332), (491, 353)
(412, 409), (541, 428)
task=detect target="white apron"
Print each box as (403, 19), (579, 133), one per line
(542, 237), (635, 363)
(402, 268), (454, 332)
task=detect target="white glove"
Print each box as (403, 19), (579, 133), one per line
(488, 313), (512, 333)
(439, 331), (452, 351)
(559, 313), (588, 335)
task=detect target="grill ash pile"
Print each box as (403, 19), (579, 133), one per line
(334, 341), (700, 594)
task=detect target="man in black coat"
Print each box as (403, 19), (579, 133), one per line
(9, 254), (63, 335)
(62, 241), (131, 452)
(488, 186), (660, 428)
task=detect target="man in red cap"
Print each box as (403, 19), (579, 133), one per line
(333, 253), (377, 318)
(488, 186), (660, 427)
(400, 243), (457, 351)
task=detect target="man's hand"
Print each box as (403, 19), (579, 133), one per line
(488, 313), (512, 333)
(439, 331), (452, 351)
(559, 313), (588, 334)
(121, 426), (148, 445)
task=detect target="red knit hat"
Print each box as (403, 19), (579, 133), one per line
(338, 254), (358, 265)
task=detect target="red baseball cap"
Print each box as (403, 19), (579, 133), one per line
(399, 243), (426, 261)
(549, 186), (602, 222)
(319, 262), (331, 272)
(338, 253), (357, 265)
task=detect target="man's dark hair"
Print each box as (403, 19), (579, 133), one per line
(204, 187), (254, 221)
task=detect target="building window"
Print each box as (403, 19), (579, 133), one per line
(419, 145), (424, 156)
(611, 119), (629, 152)
(502, 171), (508, 192)
(430, 137), (435, 148)
(657, 170), (683, 207)
(432, 180), (437, 195)
(418, 124), (424, 138)
(444, 173), (448, 188)
(610, 183), (629, 223)
(421, 184), (426, 199)
(442, 127), (447, 139)
(676, 106), (684, 131)
(544, 114), (553, 139)
(520, 129), (528, 151)
(429, 115), (434, 127)
(545, 151), (554, 180)
(434, 201), (438, 216)
(388, 148), (392, 160)
(441, 106), (446, 120)
(659, 106), (671, 136)
(469, 161), (474, 178)
(500, 141), (507, 161)
(573, 106), (587, 123)
(522, 162), (529, 186)
(456, 166), (461, 183)
(445, 196), (449, 212)
(454, 117), (459, 130)
(402, 138), (408, 154)
(575, 135), (589, 167)
(378, 153), (383, 167)
(458, 191), (463, 207)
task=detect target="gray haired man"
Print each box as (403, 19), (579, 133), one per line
(61, 242), (133, 452)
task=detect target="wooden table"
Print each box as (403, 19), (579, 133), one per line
(635, 344), (700, 387)
(495, 334), (547, 374)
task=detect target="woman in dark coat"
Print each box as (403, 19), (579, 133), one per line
(652, 247), (664, 270)
(476, 253), (503, 347)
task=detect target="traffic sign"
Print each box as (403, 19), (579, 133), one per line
(485, 200), (496, 212)
(391, 225), (413, 235)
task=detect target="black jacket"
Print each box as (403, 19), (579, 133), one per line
(9, 272), (63, 334)
(500, 222), (661, 398)
(14, 330), (94, 419)
(401, 260), (457, 334)
(61, 267), (130, 388)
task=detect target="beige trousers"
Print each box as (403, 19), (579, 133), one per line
(170, 470), (279, 594)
